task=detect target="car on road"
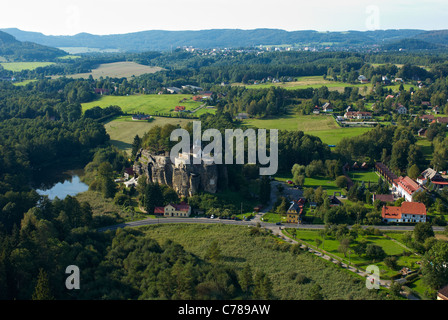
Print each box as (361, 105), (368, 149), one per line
(276, 222), (282, 225)
(286, 180), (293, 184)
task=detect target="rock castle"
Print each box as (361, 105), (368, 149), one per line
(133, 149), (227, 197)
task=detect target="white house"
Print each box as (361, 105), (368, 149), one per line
(382, 202), (427, 223)
(396, 104), (408, 115)
(393, 176), (423, 202)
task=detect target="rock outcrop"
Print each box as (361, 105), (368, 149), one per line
(133, 149), (227, 197)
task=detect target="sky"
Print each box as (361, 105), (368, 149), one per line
(1, 0), (447, 36)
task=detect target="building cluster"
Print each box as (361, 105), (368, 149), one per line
(375, 162), (448, 223)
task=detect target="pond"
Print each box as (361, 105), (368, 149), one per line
(33, 169), (89, 200)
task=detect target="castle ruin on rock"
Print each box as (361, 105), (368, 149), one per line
(133, 149), (227, 197)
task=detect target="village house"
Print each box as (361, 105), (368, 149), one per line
(393, 176), (424, 202)
(132, 114), (151, 121)
(382, 202), (427, 223)
(436, 117), (448, 125)
(236, 113), (249, 120)
(94, 88), (110, 95)
(372, 194), (395, 204)
(166, 87), (182, 94)
(175, 106), (186, 112)
(382, 76), (391, 85)
(432, 106), (440, 114)
(286, 200), (304, 224)
(358, 75), (369, 84)
(321, 102), (333, 112)
(313, 106), (320, 114)
(396, 104), (408, 115)
(420, 114), (435, 122)
(124, 167), (134, 180)
(375, 162), (398, 186)
(417, 128), (427, 137)
(344, 111), (373, 120)
(417, 168), (448, 190)
(154, 202), (192, 217)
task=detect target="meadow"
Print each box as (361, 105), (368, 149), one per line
(82, 93), (205, 114)
(103, 115), (192, 154)
(287, 228), (421, 280)
(0, 61), (55, 71)
(137, 223), (382, 300)
(234, 75), (412, 93)
(243, 113), (371, 145)
(53, 61), (163, 80)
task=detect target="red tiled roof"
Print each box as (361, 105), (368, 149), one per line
(396, 176), (420, 195)
(401, 202), (426, 215)
(382, 202), (426, 220)
(154, 207), (165, 214)
(373, 194), (394, 203)
(382, 206), (402, 220)
(170, 202), (190, 212)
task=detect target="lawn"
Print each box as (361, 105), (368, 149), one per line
(0, 61), (55, 72)
(275, 173), (345, 196)
(243, 113), (371, 145)
(82, 94), (205, 115)
(290, 229), (420, 279)
(415, 138), (433, 162)
(104, 115), (192, 154)
(347, 170), (380, 184)
(53, 61), (163, 80)
(234, 76), (372, 93)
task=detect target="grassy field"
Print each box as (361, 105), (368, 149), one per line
(275, 173), (345, 196)
(104, 115), (192, 154)
(243, 113), (371, 145)
(416, 138), (433, 162)
(0, 61), (55, 71)
(53, 61), (163, 80)
(12, 79), (37, 86)
(82, 94), (205, 114)
(136, 223), (381, 300)
(289, 229), (420, 279)
(233, 76), (373, 93)
(347, 170), (380, 184)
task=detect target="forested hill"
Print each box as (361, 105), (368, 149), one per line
(0, 31), (67, 61)
(2, 28), (442, 52)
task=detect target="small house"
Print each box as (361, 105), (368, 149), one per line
(396, 104), (408, 114)
(417, 128), (426, 137)
(175, 106), (186, 112)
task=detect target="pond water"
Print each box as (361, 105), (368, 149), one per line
(33, 169), (89, 200)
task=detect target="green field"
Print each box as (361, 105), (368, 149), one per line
(54, 61), (162, 80)
(137, 223), (381, 300)
(0, 61), (55, 72)
(12, 79), (37, 86)
(234, 76), (372, 92)
(347, 170), (380, 184)
(82, 94), (206, 115)
(104, 115), (192, 154)
(289, 229), (420, 279)
(243, 114), (371, 145)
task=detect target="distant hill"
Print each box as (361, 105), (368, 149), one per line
(382, 38), (445, 51)
(0, 30), (67, 61)
(1, 28), (437, 53)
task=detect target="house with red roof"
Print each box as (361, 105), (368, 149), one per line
(393, 176), (424, 202)
(175, 106), (186, 112)
(382, 202), (427, 223)
(154, 202), (191, 217)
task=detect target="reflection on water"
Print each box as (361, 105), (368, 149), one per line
(33, 169), (89, 200)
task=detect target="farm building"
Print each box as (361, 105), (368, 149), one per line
(396, 104), (407, 114)
(344, 111), (372, 120)
(132, 114), (151, 120)
(382, 202), (426, 223)
(175, 106), (186, 112)
(393, 176), (423, 202)
(154, 202), (191, 217)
